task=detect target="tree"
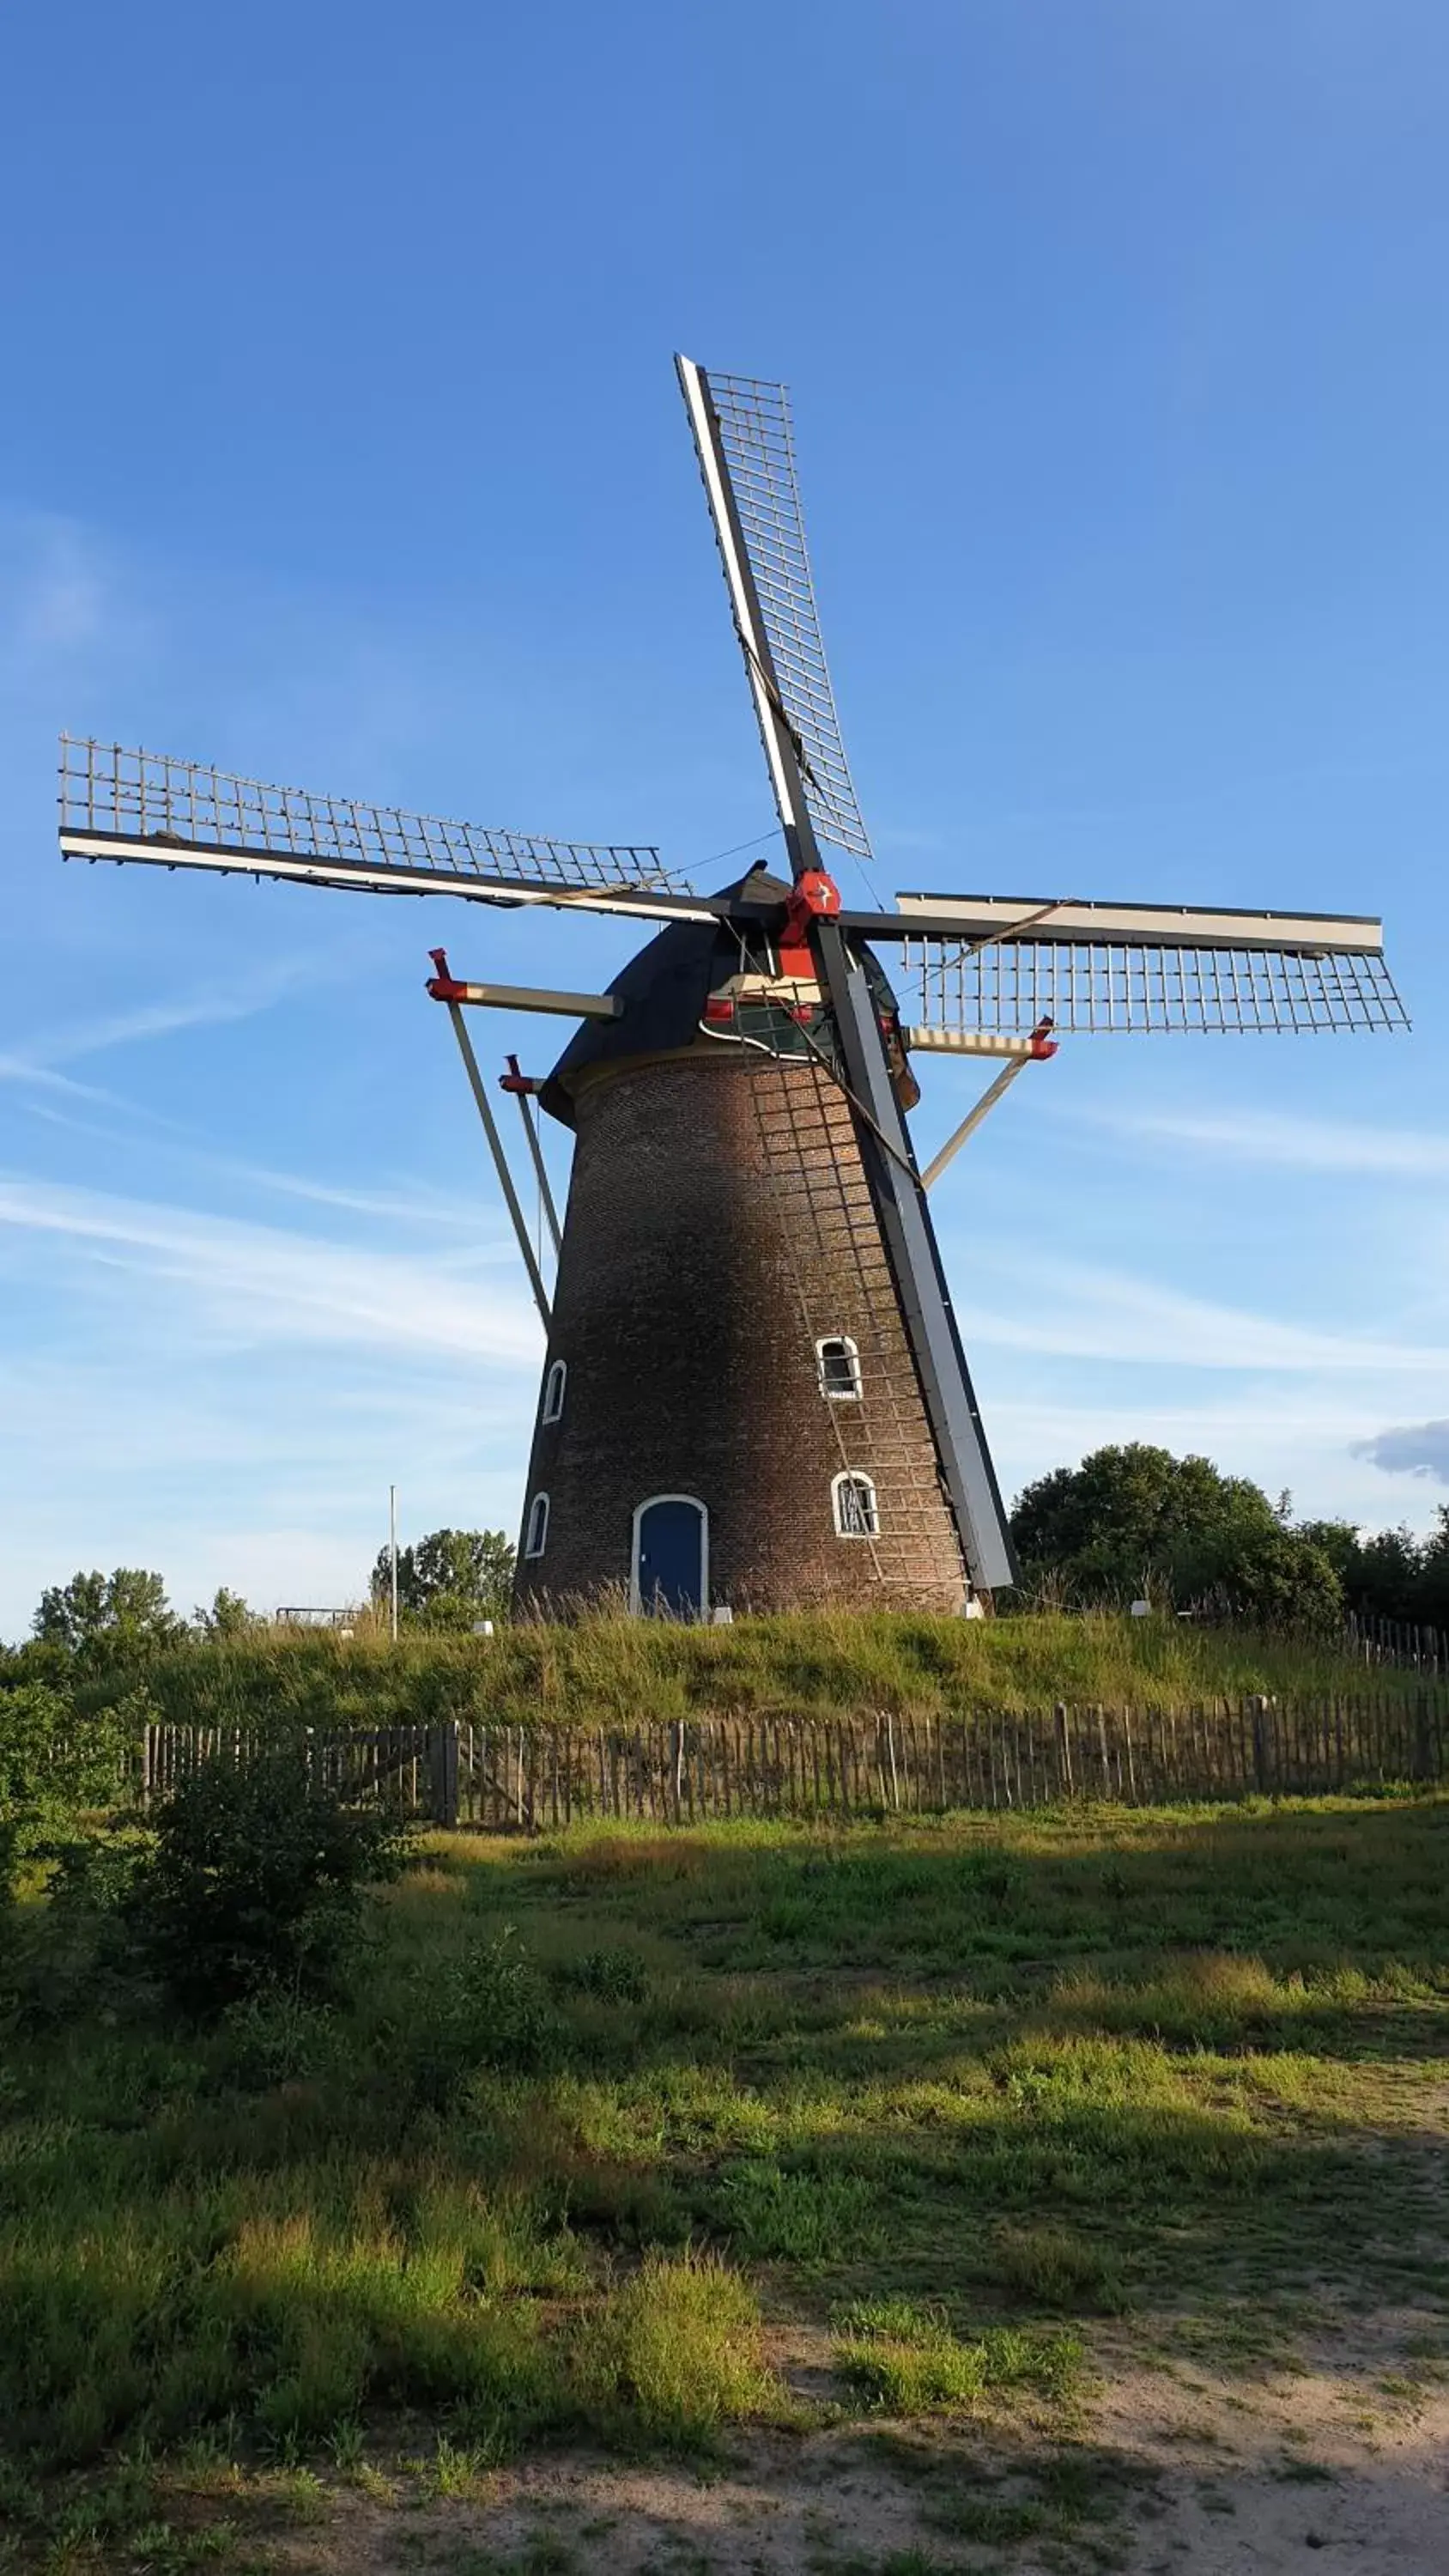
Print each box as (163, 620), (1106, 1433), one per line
(33, 1569), (181, 1655)
(1293, 1513), (1449, 1631)
(1416, 1509), (1449, 1628)
(369, 1528), (515, 1629)
(192, 1587), (257, 1637)
(1009, 1444), (1343, 1629)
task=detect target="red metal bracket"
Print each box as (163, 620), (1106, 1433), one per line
(1029, 1016), (1058, 1060)
(499, 1052), (542, 1096)
(426, 946), (468, 1003)
(779, 869), (840, 980)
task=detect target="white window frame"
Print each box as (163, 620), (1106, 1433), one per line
(832, 1469), (879, 1540)
(542, 1358), (567, 1425)
(816, 1334), (862, 1401)
(630, 1493), (710, 1618)
(524, 1492), (549, 1558)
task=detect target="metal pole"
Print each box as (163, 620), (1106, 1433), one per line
(441, 999), (553, 1330)
(512, 1088), (562, 1257)
(389, 1484), (399, 1643)
(921, 1057), (1034, 1190)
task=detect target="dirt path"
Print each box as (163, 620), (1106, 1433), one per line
(267, 2312), (1449, 2574)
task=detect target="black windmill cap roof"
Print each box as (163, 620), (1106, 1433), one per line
(537, 860), (792, 1127)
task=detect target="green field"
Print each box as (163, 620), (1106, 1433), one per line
(4, 1790), (1449, 2568)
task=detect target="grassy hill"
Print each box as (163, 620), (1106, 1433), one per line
(57, 1607), (1410, 1735)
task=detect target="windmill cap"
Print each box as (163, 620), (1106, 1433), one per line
(537, 862), (793, 1127)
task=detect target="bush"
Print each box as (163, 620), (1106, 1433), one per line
(0, 1682), (136, 1898)
(124, 1743), (406, 2020)
(400, 1929), (561, 2109)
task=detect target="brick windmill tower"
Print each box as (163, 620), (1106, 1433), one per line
(57, 357), (1408, 1619)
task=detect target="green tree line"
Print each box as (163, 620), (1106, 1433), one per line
(1010, 1444), (1449, 1631)
(6, 1465), (1449, 1662)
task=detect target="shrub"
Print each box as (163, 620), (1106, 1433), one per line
(399, 1929), (561, 2109)
(0, 1682), (136, 1897)
(124, 1742), (405, 2020)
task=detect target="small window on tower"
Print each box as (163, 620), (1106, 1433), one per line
(524, 1492), (549, 1558)
(817, 1336), (862, 1400)
(542, 1359), (567, 1425)
(833, 1471), (878, 1539)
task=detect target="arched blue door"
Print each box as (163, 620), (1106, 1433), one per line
(634, 1496), (707, 1619)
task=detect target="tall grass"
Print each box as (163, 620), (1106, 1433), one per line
(61, 1607), (1410, 1737)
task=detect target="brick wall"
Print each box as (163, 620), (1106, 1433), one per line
(512, 1046), (967, 1617)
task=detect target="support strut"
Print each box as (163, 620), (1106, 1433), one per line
(920, 1022), (1057, 1188)
(435, 998), (553, 1331)
(501, 1055), (563, 1257)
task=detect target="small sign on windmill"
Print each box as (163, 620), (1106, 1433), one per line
(57, 356), (1408, 1620)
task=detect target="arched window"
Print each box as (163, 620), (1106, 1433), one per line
(524, 1492), (549, 1558)
(816, 1335), (862, 1400)
(542, 1358), (567, 1425)
(832, 1470), (878, 1539)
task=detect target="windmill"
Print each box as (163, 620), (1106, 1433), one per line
(57, 357), (1408, 1619)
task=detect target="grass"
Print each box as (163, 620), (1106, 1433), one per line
(43, 1604), (1420, 1741)
(5, 1792), (1449, 2561)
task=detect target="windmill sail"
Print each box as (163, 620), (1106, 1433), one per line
(58, 737), (701, 915)
(883, 892), (1408, 1039)
(676, 358), (873, 866)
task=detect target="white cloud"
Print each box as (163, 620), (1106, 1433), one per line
(0, 1058), (135, 1110)
(954, 1253), (1448, 1376)
(0, 1176), (542, 1364)
(1078, 1102), (1449, 1179)
(6, 951), (358, 1077)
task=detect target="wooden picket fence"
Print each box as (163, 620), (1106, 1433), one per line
(136, 1687), (1449, 1829)
(1345, 1611), (1448, 1676)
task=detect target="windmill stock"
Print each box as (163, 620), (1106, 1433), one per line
(56, 355), (1409, 1619)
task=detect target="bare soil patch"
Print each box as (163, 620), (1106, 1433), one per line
(261, 2309), (1449, 2576)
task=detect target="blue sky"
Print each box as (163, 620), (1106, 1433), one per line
(2, 1), (1446, 1635)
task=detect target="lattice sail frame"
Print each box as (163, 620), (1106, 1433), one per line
(58, 736), (689, 900)
(701, 372), (874, 862)
(900, 933), (1408, 1038)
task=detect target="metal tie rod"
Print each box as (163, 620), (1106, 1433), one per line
(433, 996), (552, 1331)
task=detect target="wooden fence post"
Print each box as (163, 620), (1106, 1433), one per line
(430, 1720), (460, 1828)
(1251, 1696), (1269, 1793)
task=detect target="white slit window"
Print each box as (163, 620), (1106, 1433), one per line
(833, 1471), (878, 1539)
(816, 1335), (862, 1400)
(542, 1358), (567, 1425)
(524, 1492), (549, 1558)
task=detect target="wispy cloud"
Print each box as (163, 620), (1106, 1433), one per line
(0, 1058), (137, 1112)
(954, 1253), (1447, 1376)
(6, 953), (334, 1078)
(9, 1092), (501, 1228)
(0, 1177), (542, 1364)
(1354, 1421), (1449, 1485)
(1076, 1103), (1449, 1179)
